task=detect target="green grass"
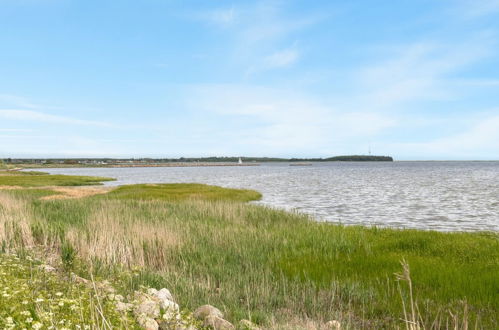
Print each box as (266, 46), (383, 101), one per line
(0, 253), (137, 329)
(107, 183), (262, 202)
(0, 171), (114, 187)
(1, 176), (498, 328)
(0, 170), (48, 176)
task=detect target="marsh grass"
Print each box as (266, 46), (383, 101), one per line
(0, 171), (114, 187)
(107, 183), (262, 202)
(0, 183), (498, 328)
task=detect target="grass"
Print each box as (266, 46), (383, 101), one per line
(107, 183), (262, 202)
(0, 176), (498, 328)
(0, 253), (137, 329)
(0, 171), (114, 187)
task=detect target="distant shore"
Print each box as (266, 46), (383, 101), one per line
(2, 155), (393, 169)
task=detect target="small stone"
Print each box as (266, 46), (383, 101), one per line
(193, 305), (223, 320)
(238, 319), (261, 330)
(137, 314), (159, 330)
(203, 315), (234, 330)
(115, 301), (133, 312)
(325, 320), (341, 329)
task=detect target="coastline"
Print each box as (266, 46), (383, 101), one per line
(0, 170), (498, 329)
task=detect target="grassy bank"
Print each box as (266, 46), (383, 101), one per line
(1, 173), (498, 329)
(0, 170), (114, 187)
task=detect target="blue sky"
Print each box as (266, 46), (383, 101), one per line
(1, 0), (499, 160)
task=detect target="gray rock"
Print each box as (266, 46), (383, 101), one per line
(193, 305), (223, 320)
(157, 288), (174, 302)
(137, 314), (159, 330)
(134, 298), (161, 319)
(115, 301), (134, 312)
(203, 315), (234, 330)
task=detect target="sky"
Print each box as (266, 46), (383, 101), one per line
(1, 0), (499, 160)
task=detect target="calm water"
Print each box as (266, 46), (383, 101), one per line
(41, 162), (499, 232)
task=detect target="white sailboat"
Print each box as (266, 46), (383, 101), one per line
(238, 157), (243, 164)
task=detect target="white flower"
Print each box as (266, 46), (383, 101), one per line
(55, 292), (63, 297)
(32, 322), (43, 330)
(58, 301), (64, 306)
(26, 317), (33, 323)
(6, 317), (14, 324)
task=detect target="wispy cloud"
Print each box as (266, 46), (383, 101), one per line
(384, 112), (499, 159)
(353, 36), (495, 110)
(457, 0), (499, 18)
(0, 109), (111, 127)
(203, 6), (237, 27)
(246, 46), (300, 76)
(196, 2), (324, 77)
(185, 84), (396, 155)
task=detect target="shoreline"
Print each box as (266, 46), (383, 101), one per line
(0, 171), (498, 329)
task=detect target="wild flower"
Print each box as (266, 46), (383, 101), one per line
(32, 322), (43, 330)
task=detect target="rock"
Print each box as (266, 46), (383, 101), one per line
(148, 288), (174, 302)
(162, 300), (180, 320)
(203, 315), (234, 330)
(134, 298), (160, 319)
(193, 305), (223, 320)
(137, 314), (159, 330)
(325, 320), (341, 329)
(238, 319), (260, 330)
(40, 264), (56, 272)
(115, 301), (134, 312)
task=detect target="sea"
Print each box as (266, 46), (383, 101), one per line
(40, 161), (499, 232)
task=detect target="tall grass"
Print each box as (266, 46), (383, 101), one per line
(1, 186), (498, 328)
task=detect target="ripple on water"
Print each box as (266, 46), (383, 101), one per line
(40, 161), (499, 232)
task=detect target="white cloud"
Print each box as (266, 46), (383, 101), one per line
(245, 47), (300, 76)
(383, 113), (499, 160)
(196, 2), (324, 77)
(0, 109), (110, 127)
(186, 84), (396, 154)
(203, 6), (236, 27)
(263, 48), (299, 68)
(354, 38), (493, 110)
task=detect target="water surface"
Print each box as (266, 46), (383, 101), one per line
(41, 161), (499, 232)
